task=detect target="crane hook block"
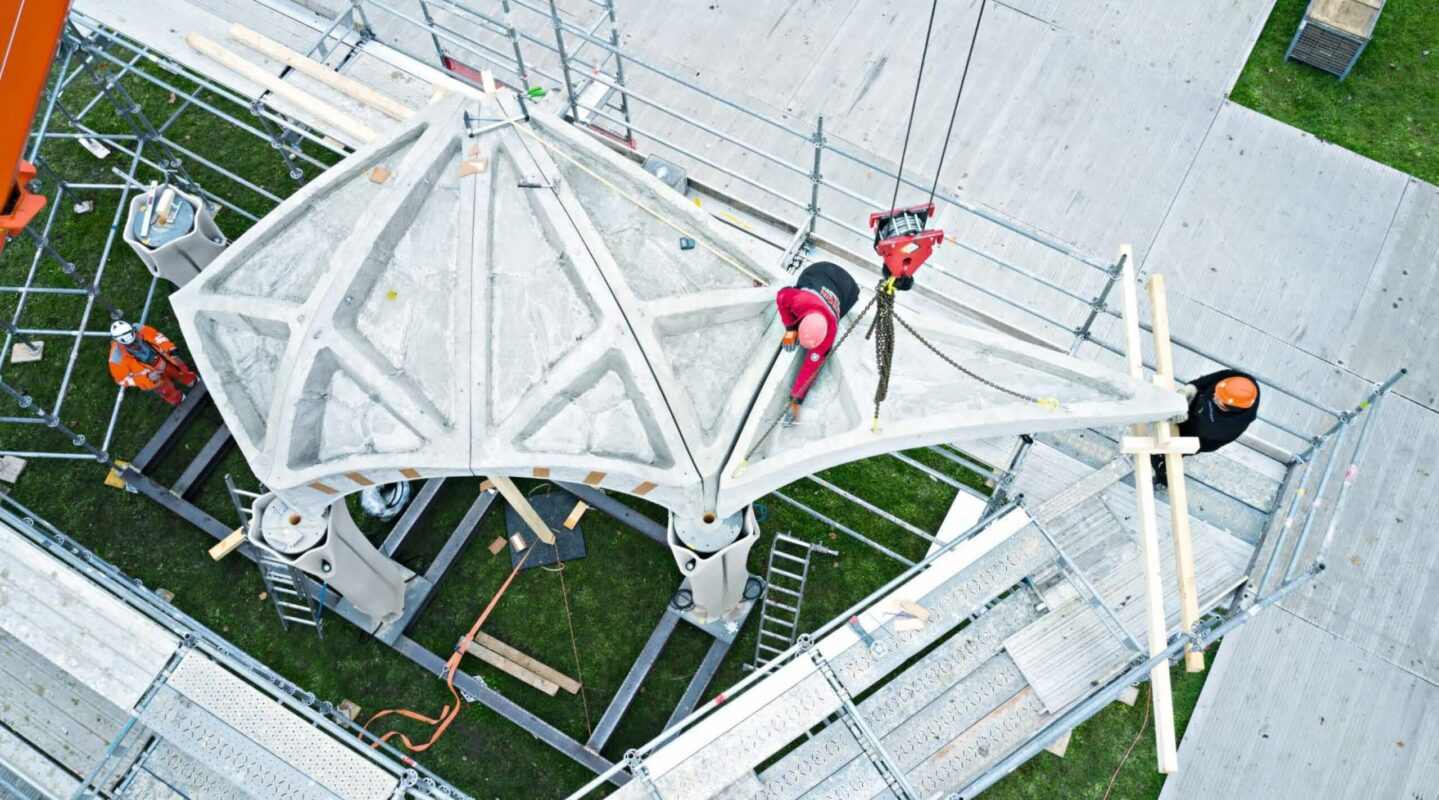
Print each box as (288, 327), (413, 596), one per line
(869, 202), (942, 284)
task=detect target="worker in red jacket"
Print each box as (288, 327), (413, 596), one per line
(107, 320), (198, 406)
(775, 261), (860, 422)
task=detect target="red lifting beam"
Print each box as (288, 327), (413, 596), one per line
(1, 1), (73, 256)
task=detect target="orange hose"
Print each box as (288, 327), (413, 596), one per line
(364, 547), (532, 751)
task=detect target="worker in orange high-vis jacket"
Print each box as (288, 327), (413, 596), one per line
(775, 261), (860, 423)
(107, 320), (197, 406)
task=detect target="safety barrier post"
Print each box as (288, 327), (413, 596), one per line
(807, 114), (824, 238)
(1068, 250), (1125, 355)
(601, 0), (634, 145)
(547, 0), (580, 121)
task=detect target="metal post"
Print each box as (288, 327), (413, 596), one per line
(72, 28), (201, 195)
(1295, 367), (1407, 462)
(0, 377), (111, 463)
(499, 0), (532, 119)
(807, 114), (824, 238)
(1069, 250), (1126, 355)
(414, 0), (451, 69)
(547, 0), (581, 121)
(250, 100), (309, 182)
(1313, 389), (1387, 566)
(601, 0), (634, 146)
(21, 227), (123, 321)
(347, 0), (377, 39)
(1278, 417), (1351, 584)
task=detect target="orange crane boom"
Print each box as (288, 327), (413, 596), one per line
(0, 0), (73, 255)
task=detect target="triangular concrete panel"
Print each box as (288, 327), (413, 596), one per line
(482, 139), (601, 428)
(190, 310), (289, 452)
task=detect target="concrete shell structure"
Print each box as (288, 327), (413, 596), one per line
(171, 93), (1184, 525)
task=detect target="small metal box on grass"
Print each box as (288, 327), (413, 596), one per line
(1286, 0), (1386, 79)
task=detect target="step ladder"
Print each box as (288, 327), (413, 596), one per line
(746, 533), (837, 670)
(811, 649), (920, 800)
(224, 475), (326, 638)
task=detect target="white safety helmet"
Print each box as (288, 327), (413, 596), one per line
(110, 320), (137, 345)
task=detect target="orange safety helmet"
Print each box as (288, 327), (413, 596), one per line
(1215, 376), (1258, 409)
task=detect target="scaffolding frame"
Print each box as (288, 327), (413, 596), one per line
(0, 491), (473, 800)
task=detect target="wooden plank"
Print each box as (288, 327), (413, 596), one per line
(464, 641), (559, 695)
(227, 23), (416, 120)
(489, 475), (556, 544)
(897, 600), (930, 621)
(0, 720), (80, 798)
(473, 632), (581, 694)
(0, 522), (178, 709)
(1310, 0), (1384, 38)
(562, 501), (588, 530)
(1120, 434), (1199, 455)
(185, 32), (377, 144)
(1119, 244), (1179, 773)
(208, 528), (247, 561)
(1149, 273), (1204, 673)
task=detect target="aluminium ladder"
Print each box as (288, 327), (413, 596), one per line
(224, 475), (326, 638)
(747, 533), (838, 670)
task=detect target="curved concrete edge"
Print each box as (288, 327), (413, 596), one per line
(716, 307), (1185, 517)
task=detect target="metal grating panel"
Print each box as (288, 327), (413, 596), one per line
(117, 740), (247, 800)
(756, 594), (1041, 799)
(144, 651), (398, 800)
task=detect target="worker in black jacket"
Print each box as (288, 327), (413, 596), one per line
(1153, 370), (1259, 485)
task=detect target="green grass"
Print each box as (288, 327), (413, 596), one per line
(3, 56), (1211, 798)
(1232, 0), (1439, 184)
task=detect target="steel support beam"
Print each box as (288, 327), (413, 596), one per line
(586, 607), (681, 751)
(380, 477), (445, 556)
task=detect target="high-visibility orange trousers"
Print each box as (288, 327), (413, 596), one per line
(151, 359), (197, 406)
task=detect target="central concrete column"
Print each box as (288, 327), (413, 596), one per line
(668, 507), (760, 622)
(246, 493), (413, 623)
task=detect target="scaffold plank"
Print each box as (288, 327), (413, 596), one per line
(1005, 488), (1252, 713)
(0, 521), (178, 709)
(143, 649), (399, 800)
(754, 594), (1040, 799)
(617, 508), (1046, 800)
(0, 723), (79, 800)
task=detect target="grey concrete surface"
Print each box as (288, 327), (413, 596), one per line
(172, 92), (1182, 523)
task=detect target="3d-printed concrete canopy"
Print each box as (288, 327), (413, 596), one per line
(172, 93), (1183, 524)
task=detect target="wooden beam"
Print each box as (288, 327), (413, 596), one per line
(1148, 273), (1205, 673)
(208, 528), (247, 561)
(1118, 244), (1179, 773)
(473, 633), (581, 694)
(1119, 435), (1200, 456)
(464, 641), (559, 695)
(488, 475), (556, 544)
(185, 33), (378, 144)
(227, 24), (415, 121)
